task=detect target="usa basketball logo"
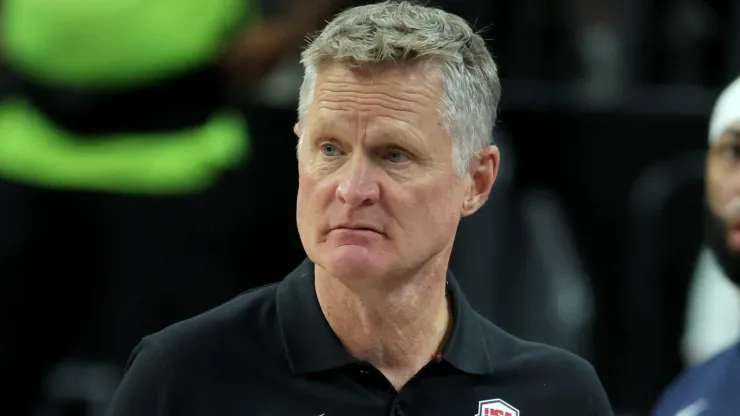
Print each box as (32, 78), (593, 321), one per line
(475, 398), (520, 416)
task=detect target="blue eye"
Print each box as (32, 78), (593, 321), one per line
(320, 143), (342, 156)
(386, 149), (409, 163)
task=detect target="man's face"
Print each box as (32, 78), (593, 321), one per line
(295, 62), (498, 286)
(705, 121), (740, 284)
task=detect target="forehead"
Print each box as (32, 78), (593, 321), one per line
(316, 60), (440, 88)
(308, 61), (442, 127)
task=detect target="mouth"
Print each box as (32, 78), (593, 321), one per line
(330, 226), (384, 236)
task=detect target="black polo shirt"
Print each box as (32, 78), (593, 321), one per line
(105, 259), (613, 415)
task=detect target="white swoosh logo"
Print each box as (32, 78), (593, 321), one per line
(676, 399), (708, 416)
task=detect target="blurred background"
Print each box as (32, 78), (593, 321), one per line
(1, 0), (738, 415)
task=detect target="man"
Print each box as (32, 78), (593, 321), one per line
(651, 76), (740, 415)
(106, 2), (613, 415)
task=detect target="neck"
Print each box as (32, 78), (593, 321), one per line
(314, 259), (452, 387)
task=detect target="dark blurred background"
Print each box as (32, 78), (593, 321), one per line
(1, 0), (738, 415)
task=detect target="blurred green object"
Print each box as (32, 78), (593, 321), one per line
(0, 0), (260, 194)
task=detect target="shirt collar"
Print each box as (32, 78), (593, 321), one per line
(277, 258), (492, 375)
(441, 271), (493, 374)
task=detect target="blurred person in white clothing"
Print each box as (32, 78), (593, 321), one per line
(682, 248), (740, 364)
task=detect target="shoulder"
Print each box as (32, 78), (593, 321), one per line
(151, 282), (280, 356)
(478, 316), (601, 382)
(478, 318), (613, 414)
(651, 343), (740, 416)
(106, 283), (281, 415)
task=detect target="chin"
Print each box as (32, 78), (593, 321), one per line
(319, 245), (389, 280)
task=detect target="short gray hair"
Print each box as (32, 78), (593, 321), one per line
(297, 0), (501, 175)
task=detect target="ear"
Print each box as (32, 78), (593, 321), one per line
(461, 145), (499, 217)
(294, 122), (301, 138)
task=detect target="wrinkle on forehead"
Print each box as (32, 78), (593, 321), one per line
(311, 62), (441, 118)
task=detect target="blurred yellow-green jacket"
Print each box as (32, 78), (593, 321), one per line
(0, 0), (260, 193)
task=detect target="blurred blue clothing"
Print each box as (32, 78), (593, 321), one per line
(651, 343), (740, 416)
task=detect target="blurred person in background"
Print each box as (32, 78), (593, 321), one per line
(651, 76), (740, 416)
(0, 0), (343, 414)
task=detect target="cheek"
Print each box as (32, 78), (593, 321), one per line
(296, 176), (322, 245)
(398, 182), (461, 233)
(297, 173), (334, 216)
(297, 175), (318, 210)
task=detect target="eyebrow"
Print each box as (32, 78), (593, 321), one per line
(371, 126), (433, 156)
(306, 118), (348, 140)
(309, 117), (421, 141)
(306, 115), (433, 156)
(378, 126), (417, 144)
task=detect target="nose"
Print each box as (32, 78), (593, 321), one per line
(335, 156), (380, 207)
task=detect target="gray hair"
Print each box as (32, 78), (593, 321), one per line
(297, 0), (501, 175)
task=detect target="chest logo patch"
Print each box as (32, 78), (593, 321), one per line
(475, 398), (520, 416)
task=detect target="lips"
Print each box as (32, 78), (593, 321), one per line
(331, 224), (383, 235)
(336, 226), (380, 233)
